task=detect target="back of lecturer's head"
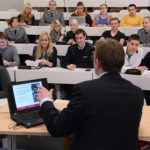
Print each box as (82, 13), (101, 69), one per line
(95, 39), (125, 73)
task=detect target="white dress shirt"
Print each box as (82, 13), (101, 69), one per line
(121, 47), (143, 73)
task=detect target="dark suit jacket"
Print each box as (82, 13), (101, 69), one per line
(40, 72), (144, 150)
(4, 27), (29, 43)
(62, 42), (94, 68)
(0, 66), (11, 98)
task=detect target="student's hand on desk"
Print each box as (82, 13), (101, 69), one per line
(67, 64), (76, 70)
(37, 86), (53, 102)
(68, 39), (76, 45)
(3, 60), (9, 66)
(136, 66), (148, 72)
(40, 59), (52, 67)
(10, 41), (15, 44)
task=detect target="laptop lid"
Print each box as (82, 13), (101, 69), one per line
(69, 16), (85, 27)
(7, 78), (48, 115)
(19, 54), (31, 66)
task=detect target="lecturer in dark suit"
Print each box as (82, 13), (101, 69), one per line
(37, 39), (144, 150)
(4, 17), (29, 44)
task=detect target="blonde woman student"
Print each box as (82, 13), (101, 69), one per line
(32, 32), (57, 67)
(64, 19), (78, 45)
(18, 3), (35, 25)
(50, 20), (65, 43)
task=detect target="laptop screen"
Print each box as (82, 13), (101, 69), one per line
(69, 16), (85, 27)
(12, 81), (42, 111)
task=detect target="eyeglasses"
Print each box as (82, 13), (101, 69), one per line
(100, 7), (107, 10)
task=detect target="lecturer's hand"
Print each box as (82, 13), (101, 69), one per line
(37, 86), (53, 102)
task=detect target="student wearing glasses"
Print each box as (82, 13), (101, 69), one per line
(92, 4), (112, 27)
(0, 32), (20, 67)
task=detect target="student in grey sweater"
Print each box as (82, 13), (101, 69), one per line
(39, 0), (64, 26)
(0, 32), (20, 67)
(137, 16), (150, 47)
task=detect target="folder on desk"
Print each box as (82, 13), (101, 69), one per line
(7, 78), (48, 128)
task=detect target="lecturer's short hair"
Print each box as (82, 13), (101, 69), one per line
(95, 39), (125, 73)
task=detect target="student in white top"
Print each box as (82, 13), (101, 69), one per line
(121, 34), (147, 73)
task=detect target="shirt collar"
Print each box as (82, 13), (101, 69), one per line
(97, 72), (108, 79)
(78, 43), (85, 50)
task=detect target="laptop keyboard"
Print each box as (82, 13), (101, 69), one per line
(14, 110), (44, 127)
(19, 111), (40, 121)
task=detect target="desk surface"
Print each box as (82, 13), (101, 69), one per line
(0, 101), (68, 136)
(0, 103), (150, 141)
(15, 68), (93, 84)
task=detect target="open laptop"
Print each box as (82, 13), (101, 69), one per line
(7, 78), (48, 128)
(69, 16), (85, 27)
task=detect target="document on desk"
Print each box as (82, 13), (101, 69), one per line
(142, 70), (150, 76)
(25, 60), (41, 67)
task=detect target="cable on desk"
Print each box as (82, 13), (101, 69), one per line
(8, 123), (23, 130)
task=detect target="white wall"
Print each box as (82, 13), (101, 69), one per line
(0, 0), (24, 11)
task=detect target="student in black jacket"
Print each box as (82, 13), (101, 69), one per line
(62, 29), (94, 69)
(62, 29), (94, 99)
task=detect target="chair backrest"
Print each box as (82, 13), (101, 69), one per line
(0, 21), (8, 32)
(118, 9), (128, 20)
(140, 9), (150, 17)
(8, 9), (18, 12)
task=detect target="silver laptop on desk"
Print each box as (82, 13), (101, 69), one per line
(69, 16), (85, 27)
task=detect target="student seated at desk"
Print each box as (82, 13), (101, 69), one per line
(121, 34), (150, 107)
(120, 4), (142, 27)
(71, 1), (92, 27)
(100, 17), (125, 46)
(63, 19), (78, 45)
(32, 32), (57, 67)
(0, 32), (20, 67)
(138, 16), (150, 47)
(62, 28), (94, 69)
(17, 3), (36, 43)
(61, 29), (94, 99)
(4, 17), (29, 44)
(17, 3), (35, 25)
(50, 20), (65, 44)
(92, 4), (112, 27)
(0, 66), (11, 98)
(39, 0), (64, 26)
(121, 34), (147, 73)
